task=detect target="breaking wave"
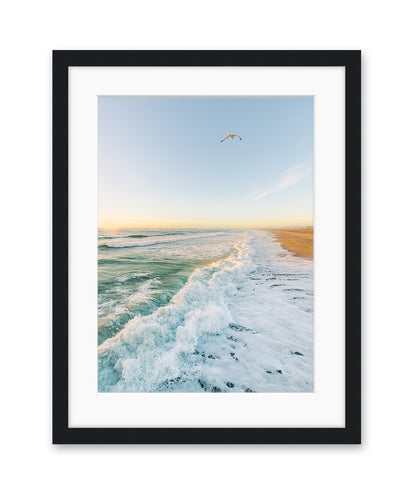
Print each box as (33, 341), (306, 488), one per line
(98, 231), (313, 393)
(100, 231), (225, 248)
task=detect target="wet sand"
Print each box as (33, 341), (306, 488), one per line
(267, 228), (313, 259)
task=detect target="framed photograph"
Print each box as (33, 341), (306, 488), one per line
(53, 50), (361, 444)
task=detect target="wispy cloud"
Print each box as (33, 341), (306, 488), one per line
(253, 161), (312, 201)
(243, 192), (260, 202)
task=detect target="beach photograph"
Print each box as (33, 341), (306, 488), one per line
(97, 96), (314, 393)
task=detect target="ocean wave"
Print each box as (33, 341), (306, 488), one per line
(100, 231), (225, 248)
(98, 232), (313, 393)
(98, 278), (163, 335)
(98, 234), (147, 240)
(116, 272), (150, 283)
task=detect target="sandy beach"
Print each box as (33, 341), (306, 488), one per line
(267, 228), (314, 259)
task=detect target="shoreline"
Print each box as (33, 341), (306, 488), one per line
(266, 228), (314, 259)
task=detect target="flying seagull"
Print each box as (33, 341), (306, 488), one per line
(220, 133), (242, 142)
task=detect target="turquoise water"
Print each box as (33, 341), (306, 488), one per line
(98, 229), (235, 345)
(98, 228), (314, 393)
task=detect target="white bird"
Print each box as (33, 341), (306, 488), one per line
(220, 133), (242, 142)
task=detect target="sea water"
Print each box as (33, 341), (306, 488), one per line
(98, 229), (313, 392)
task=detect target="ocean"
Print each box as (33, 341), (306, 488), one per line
(98, 228), (314, 392)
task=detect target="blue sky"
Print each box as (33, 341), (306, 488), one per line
(98, 96), (314, 228)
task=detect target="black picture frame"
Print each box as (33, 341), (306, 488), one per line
(53, 50), (361, 444)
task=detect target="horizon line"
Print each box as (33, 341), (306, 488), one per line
(98, 224), (314, 230)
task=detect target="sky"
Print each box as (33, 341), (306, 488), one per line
(98, 96), (314, 228)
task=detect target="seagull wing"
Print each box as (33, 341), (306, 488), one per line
(220, 134), (231, 142)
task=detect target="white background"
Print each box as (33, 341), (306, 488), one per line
(1, 1), (415, 498)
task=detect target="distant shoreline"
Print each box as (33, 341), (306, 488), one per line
(266, 228), (314, 259)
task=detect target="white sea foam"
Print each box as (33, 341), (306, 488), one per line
(116, 272), (150, 283)
(98, 278), (161, 330)
(98, 231), (313, 393)
(102, 231), (225, 248)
